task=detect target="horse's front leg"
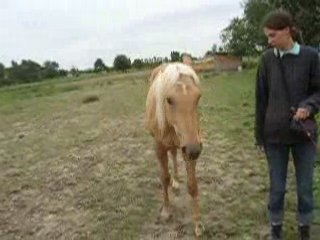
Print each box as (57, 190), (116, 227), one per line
(155, 141), (171, 220)
(185, 159), (204, 237)
(170, 148), (180, 190)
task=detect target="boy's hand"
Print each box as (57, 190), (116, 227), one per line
(294, 108), (310, 120)
(256, 144), (265, 154)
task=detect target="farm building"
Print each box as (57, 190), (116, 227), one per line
(183, 53), (242, 72)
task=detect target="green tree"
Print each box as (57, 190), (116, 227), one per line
(113, 54), (131, 72)
(9, 60), (42, 83)
(94, 58), (106, 72)
(212, 44), (218, 54)
(0, 62), (4, 80)
(70, 66), (79, 77)
(170, 51), (181, 62)
(132, 59), (143, 69)
(0, 62), (7, 86)
(221, 17), (256, 57)
(58, 69), (68, 77)
(42, 61), (60, 78)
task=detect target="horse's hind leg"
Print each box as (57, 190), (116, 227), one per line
(156, 142), (171, 220)
(170, 148), (180, 190)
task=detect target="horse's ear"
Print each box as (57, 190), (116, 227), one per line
(182, 53), (193, 67)
(182, 53), (201, 73)
(182, 53), (193, 66)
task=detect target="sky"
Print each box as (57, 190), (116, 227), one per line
(0, 0), (243, 70)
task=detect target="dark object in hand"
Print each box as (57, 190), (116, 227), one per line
(289, 107), (317, 140)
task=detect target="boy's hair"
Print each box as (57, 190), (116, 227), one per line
(262, 9), (299, 41)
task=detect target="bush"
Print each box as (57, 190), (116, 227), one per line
(82, 95), (100, 104)
(242, 60), (258, 69)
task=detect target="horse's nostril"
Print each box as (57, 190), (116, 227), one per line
(182, 144), (202, 160)
(182, 146), (187, 154)
(191, 150), (201, 160)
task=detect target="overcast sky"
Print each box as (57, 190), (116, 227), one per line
(0, 0), (243, 70)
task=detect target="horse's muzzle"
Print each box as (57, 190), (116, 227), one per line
(182, 143), (202, 160)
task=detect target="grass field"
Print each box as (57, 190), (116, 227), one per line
(0, 69), (319, 239)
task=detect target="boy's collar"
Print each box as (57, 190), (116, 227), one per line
(274, 42), (300, 58)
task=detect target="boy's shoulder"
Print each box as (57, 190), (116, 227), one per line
(300, 45), (319, 58)
(261, 48), (276, 62)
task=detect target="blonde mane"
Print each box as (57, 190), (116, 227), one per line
(146, 63), (200, 137)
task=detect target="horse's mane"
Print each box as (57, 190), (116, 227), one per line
(146, 63), (200, 137)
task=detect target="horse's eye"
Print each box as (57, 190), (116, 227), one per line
(167, 97), (173, 105)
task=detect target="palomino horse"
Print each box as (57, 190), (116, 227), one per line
(145, 59), (204, 236)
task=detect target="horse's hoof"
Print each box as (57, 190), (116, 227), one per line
(194, 221), (205, 237)
(160, 206), (172, 221)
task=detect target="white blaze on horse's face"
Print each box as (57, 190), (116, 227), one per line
(165, 74), (202, 160)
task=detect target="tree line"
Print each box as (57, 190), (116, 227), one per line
(0, 50), (186, 87)
(0, 60), (68, 86)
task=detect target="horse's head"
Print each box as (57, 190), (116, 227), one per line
(164, 67), (202, 160)
(146, 55), (203, 160)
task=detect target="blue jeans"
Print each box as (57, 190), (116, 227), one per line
(264, 141), (316, 225)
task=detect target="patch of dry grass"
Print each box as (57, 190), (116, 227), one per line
(82, 95), (100, 104)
